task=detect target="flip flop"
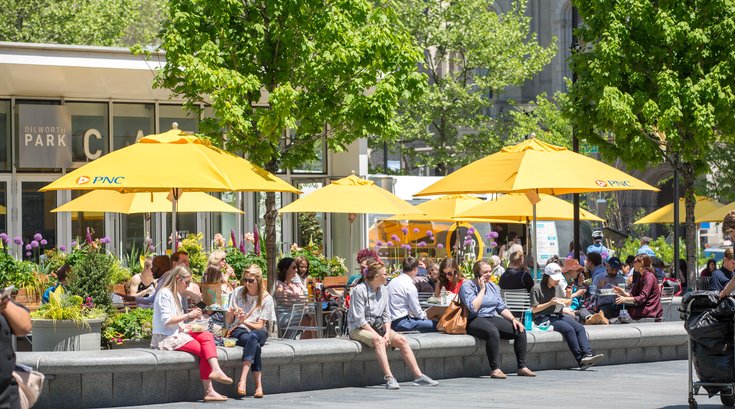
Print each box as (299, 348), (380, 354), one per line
(203, 395), (228, 402)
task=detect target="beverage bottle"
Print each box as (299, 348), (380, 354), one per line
(441, 287), (448, 304)
(524, 309), (533, 331)
(307, 282), (314, 299)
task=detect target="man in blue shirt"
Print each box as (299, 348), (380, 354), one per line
(592, 257), (625, 319)
(711, 249), (735, 292)
(636, 236), (656, 257)
(585, 252), (606, 281)
(586, 230), (610, 262)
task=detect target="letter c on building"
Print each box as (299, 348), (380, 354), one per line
(83, 129), (102, 160)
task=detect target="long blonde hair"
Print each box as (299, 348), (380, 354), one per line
(161, 265), (192, 314)
(241, 264), (267, 308)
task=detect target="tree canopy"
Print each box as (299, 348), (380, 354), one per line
(390, 0), (556, 174)
(153, 0), (425, 281)
(0, 0), (165, 47)
(568, 0), (735, 283)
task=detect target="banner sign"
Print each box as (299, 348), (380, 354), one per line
(17, 105), (72, 168)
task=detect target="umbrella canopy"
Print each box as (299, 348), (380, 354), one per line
(415, 138), (659, 196)
(0, 204), (5, 215)
(51, 191), (244, 214)
(635, 196), (723, 224)
(688, 198), (731, 224)
(457, 193), (605, 222)
(386, 194), (523, 223)
(41, 127), (300, 194)
(278, 174), (423, 215)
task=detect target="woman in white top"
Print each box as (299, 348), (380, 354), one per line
(225, 265), (275, 398)
(152, 265), (233, 402)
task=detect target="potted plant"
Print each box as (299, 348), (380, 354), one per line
(103, 308), (153, 349)
(0, 251), (47, 310)
(31, 287), (107, 351)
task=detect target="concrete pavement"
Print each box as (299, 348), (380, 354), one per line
(104, 360), (717, 409)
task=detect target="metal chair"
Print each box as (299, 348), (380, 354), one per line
(501, 289), (531, 319)
(276, 296), (324, 339)
(660, 287), (675, 320)
(695, 276), (712, 291)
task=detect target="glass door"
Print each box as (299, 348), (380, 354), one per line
(17, 179), (59, 260)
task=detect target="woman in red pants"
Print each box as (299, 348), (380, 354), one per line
(152, 265), (233, 402)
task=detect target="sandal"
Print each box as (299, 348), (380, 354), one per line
(203, 395), (228, 402)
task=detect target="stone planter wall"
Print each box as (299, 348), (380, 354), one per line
(31, 318), (104, 351)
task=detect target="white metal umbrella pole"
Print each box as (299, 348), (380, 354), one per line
(170, 188), (180, 252)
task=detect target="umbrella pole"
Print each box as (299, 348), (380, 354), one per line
(171, 189), (179, 253)
(533, 204), (538, 282)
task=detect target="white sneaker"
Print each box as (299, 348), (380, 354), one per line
(413, 374), (439, 386)
(385, 376), (400, 390)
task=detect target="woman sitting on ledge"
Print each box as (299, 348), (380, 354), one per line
(347, 260), (438, 390)
(225, 264), (275, 398)
(152, 265), (232, 402)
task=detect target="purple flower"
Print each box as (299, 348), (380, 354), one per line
(25, 251), (31, 257)
(230, 229), (237, 248)
(239, 237), (246, 254)
(401, 227), (409, 235)
(148, 244), (155, 252)
(464, 239), (472, 246)
(418, 241), (427, 247)
(426, 230), (433, 236)
(253, 224), (261, 256)
(386, 241), (394, 247)
(413, 227), (419, 233)
(24, 244), (31, 251)
(376, 240), (384, 247)
(40, 239), (48, 246)
(30, 240), (39, 248)
(33, 233), (42, 241)
(59, 245), (67, 252)
(489, 231), (499, 239)
(401, 244), (412, 250)
(0, 233), (7, 242)
(71, 241), (78, 247)
(13, 237), (22, 245)
(390, 234), (399, 241)
(100, 237), (111, 244)
(489, 241), (498, 248)
(437, 243), (444, 249)
(467, 227), (475, 235)
(85, 227), (93, 244)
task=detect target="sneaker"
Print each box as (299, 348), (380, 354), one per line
(579, 353), (604, 370)
(385, 376), (400, 390)
(413, 374), (439, 386)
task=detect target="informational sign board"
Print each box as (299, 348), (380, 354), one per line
(17, 104), (72, 168)
(534, 221), (559, 266)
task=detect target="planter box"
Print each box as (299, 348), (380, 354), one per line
(31, 318), (104, 351)
(108, 339), (151, 349)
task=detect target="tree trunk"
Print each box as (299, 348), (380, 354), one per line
(264, 159), (280, 295)
(682, 163), (697, 290)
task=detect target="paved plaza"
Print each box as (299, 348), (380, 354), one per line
(105, 360), (718, 409)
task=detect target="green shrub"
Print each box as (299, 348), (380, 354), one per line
(103, 308), (153, 345)
(66, 246), (116, 313)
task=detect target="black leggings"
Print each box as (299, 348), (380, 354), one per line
(466, 315), (527, 371)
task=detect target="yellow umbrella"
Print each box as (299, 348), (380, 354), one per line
(692, 199), (732, 224)
(278, 174), (422, 215)
(634, 196), (723, 224)
(457, 193), (604, 222)
(385, 194), (523, 223)
(41, 125), (298, 250)
(51, 191), (244, 215)
(416, 138), (659, 196)
(0, 204), (5, 215)
(71, 212), (104, 222)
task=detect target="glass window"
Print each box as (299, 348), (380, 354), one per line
(293, 180), (325, 250)
(0, 101), (9, 171)
(67, 102), (109, 164)
(292, 140), (327, 174)
(21, 182), (56, 259)
(210, 192), (239, 246)
(113, 103), (154, 150)
(159, 105), (198, 133)
(255, 192), (282, 251)
(120, 213), (146, 256)
(70, 190), (104, 244)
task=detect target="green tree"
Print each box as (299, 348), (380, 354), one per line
(0, 0), (164, 47)
(568, 0), (735, 286)
(152, 0), (425, 287)
(495, 91), (573, 148)
(391, 0), (556, 175)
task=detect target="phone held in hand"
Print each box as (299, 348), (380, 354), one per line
(0, 285), (15, 302)
(195, 301), (207, 310)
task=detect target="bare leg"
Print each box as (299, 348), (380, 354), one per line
(239, 361), (252, 391)
(202, 380), (225, 399)
(371, 336), (393, 378)
(253, 371), (263, 395)
(207, 357), (233, 384)
(392, 335), (422, 378)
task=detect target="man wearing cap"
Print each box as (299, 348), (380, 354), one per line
(636, 237), (656, 257)
(592, 257), (626, 320)
(531, 263), (604, 369)
(560, 259), (594, 323)
(586, 230), (610, 262)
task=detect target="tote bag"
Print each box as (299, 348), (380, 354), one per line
(436, 299), (468, 334)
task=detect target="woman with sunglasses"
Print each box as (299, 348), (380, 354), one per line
(434, 257), (464, 298)
(152, 265), (232, 402)
(226, 265), (275, 398)
(614, 254), (662, 321)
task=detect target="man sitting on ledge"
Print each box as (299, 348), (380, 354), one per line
(388, 257), (438, 333)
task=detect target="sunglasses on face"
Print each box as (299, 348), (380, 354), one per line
(244, 278), (256, 284)
(444, 271), (455, 276)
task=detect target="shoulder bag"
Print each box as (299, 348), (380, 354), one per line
(13, 364), (44, 409)
(437, 297), (468, 335)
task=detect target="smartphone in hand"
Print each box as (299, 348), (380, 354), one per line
(0, 285), (15, 302)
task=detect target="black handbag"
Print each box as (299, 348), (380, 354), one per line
(364, 283), (386, 336)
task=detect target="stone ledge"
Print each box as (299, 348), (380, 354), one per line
(19, 321), (687, 408)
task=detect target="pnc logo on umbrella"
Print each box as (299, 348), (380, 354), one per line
(76, 176), (90, 185)
(595, 180), (607, 187)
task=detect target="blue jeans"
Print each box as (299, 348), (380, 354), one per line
(391, 316), (438, 333)
(549, 314), (592, 363)
(231, 327), (268, 372)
